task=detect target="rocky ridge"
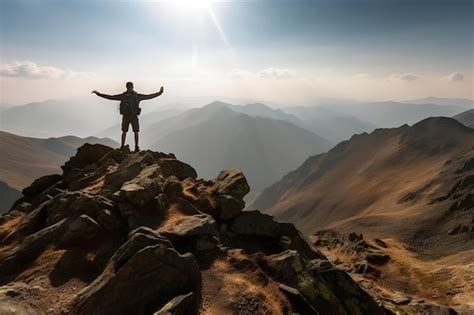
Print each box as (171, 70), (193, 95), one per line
(0, 144), (384, 314)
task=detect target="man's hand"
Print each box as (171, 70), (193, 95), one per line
(91, 90), (99, 95)
(159, 86), (164, 94)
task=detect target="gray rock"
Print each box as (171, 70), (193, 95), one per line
(213, 169), (250, 200)
(61, 215), (101, 245)
(230, 210), (281, 237)
(216, 194), (245, 221)
(167, 214), (217, 237)
(69, 245), (201, 315)
(22, 174), (63, 197)
(96, 209), (121, 230)
(113, 232), (173, 270)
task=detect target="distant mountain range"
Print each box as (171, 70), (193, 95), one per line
(402, 97), (474, 108)
(453, 109), (474, 128)
(0, 131), (117, 212)
(308, 101), (467, 128)
(141, 102), (333, 193)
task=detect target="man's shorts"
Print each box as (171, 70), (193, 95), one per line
(122, 115), (139, 132)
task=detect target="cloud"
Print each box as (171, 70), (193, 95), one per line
(227, 69), (252, 80)
(0, 61), (93, 79)
(228, 67), (293, 80)
(257, 68), (293, 79)
(441, 72), (464, 82)
(390, 72), (418, 81)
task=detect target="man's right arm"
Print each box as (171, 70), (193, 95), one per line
(92, 91), (122, 101)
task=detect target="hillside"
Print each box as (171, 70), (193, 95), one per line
(142, 102), (333, 193)
(454, 109), (474, 128)
(0, 143), (390, 314)
(0, 131), (117, 211)
(252, 117), (473, 250)
(282, 106), (376, 142)
(250, 117), (474, 311)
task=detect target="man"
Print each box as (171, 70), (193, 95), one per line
(92, 82), (164, 152)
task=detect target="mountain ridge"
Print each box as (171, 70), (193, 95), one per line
(0, 143), (389, 314)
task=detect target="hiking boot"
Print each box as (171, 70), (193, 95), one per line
(134, 146), (140, 153)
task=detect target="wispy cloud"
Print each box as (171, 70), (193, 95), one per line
(0, 61), (93, 79)
(228, 67), (294, 80)
(390, 72), (418, 81)
(441, 72), (464, 82)
(257, 68), (293, 80)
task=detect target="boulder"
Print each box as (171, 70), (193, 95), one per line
(213, 169), (250, 199)
(163, 176), (183, 199)
(230, 210), (326, 260)
(278, 284), (319, 315)
(46, 192), (114, 226)
(156, 159), (198, 180)
(317, 268), (385, 315)
(96, 209), (121, 230)
(60, 215), (101, 246)
(166, 214), (217, 237)
(62, 144), (113, 175)
(230, 210), (281, 237)
(119, 165), (164, 207)
(22, 174), (63, 197)
(113, 232), (173, 270)
(69, 245), (201, 315)
(216, 194), (245, 221)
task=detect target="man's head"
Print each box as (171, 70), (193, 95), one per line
(126, 81), (134, 91)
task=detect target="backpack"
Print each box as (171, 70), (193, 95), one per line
(119, 91), (141, 115)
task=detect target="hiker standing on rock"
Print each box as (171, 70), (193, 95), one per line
(92, 82), (164, 152)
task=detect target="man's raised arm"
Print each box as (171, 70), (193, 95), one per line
(138, 87), (164, 101)
(92, 90), (123, 101)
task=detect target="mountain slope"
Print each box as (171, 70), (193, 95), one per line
(250, 117), (474, 312)
(142, 103), (333, 193)
(454, 109), (474, 128)
(251, 117), (474, 254)
(282, 106), (376, 142)
(0, 143), (385, 314)
(0, 131), (117, 191)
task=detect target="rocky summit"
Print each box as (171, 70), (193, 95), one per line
(0, 144), (384, 314)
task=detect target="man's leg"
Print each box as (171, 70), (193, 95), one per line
(121, 131), (127, 148)
(121, 115), (130, 149)
(134, 131), (139, 151)
(131, 115), (140, 152)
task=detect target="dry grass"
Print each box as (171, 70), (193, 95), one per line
(200, 258), (288, 315)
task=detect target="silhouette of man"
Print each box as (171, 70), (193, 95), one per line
(92, 82), (164, 152)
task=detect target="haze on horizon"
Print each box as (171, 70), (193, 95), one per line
(0, 0), (473, 105)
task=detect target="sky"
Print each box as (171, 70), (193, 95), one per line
(0, 0), (473, 105)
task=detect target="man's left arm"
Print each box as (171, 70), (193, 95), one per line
(138, 87), (164, 101)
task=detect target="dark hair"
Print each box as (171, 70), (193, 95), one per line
(126, 82), (134, 89)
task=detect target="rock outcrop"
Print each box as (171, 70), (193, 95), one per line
(0, 144), (384, 314)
